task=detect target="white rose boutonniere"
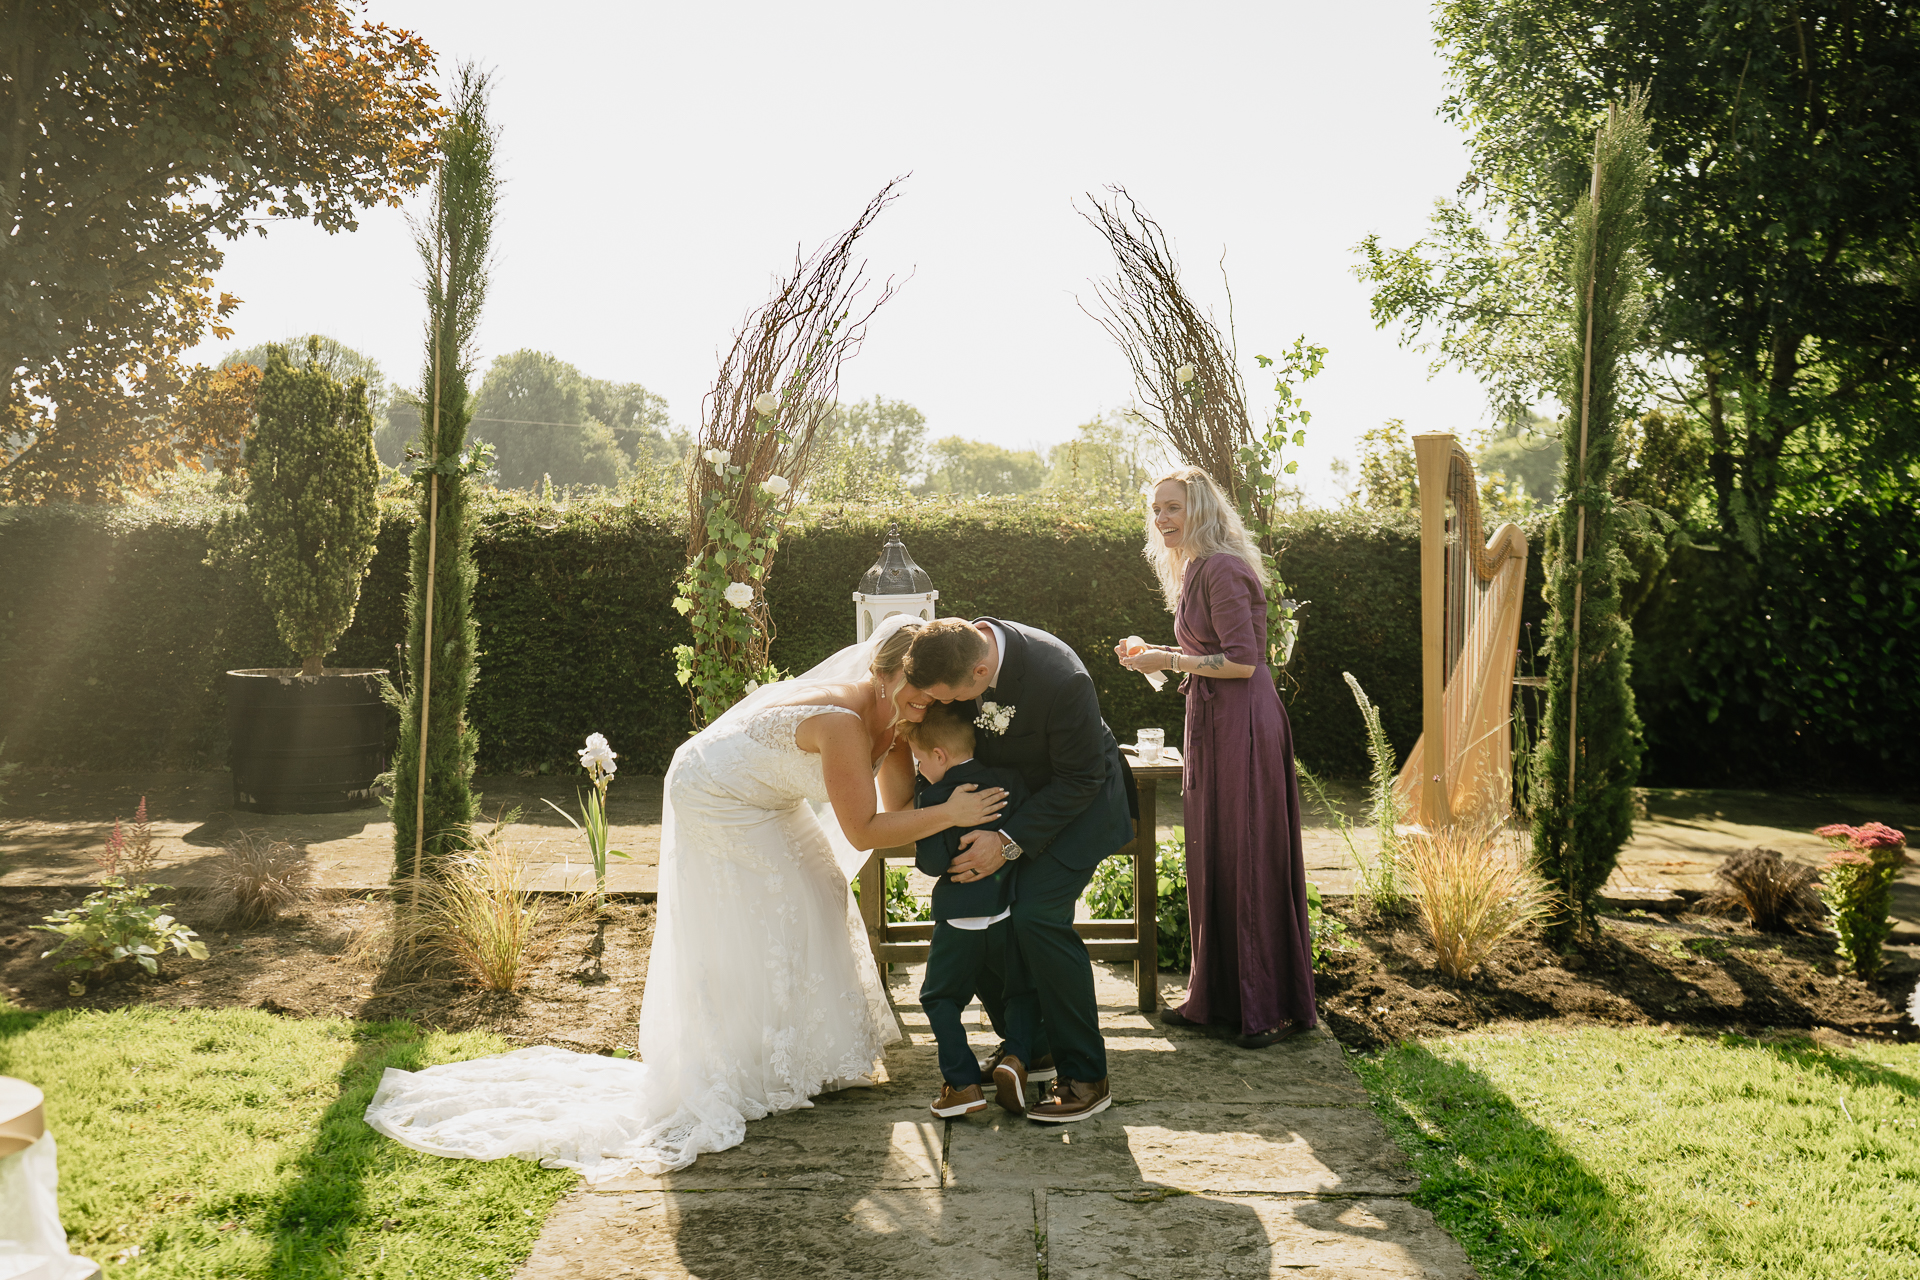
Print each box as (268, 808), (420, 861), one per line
(975, 701), (1015, 735)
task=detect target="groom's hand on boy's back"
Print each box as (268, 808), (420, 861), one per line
(948, 829), (1009, 882)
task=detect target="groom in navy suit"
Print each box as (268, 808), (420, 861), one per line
(903, 617), (1135, 1122)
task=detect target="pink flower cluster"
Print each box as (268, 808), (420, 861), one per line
(1815, 821), (1909, 850)
(1815, 821), (1910, 869)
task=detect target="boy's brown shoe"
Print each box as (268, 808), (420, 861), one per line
(1028, 1077), (1111, 1124)
(930, 1082), (988, 1118)
(981, 1042), (1057, 1084)
(992, 1055), (1028, 1116)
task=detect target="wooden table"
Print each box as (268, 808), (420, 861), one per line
(857, 754), (1181, 1013)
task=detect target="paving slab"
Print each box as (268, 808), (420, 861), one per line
(516, 1189), (1040, 1280)
(590, 1112), (944, 1193)
(944, 1100), (1416, 1195)
(1046, 1191), (1477, 1280)
(1099, 1025), (1374, 1108)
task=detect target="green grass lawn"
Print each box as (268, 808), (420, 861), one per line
(1, 1005), (575, 1279)
(1353, 1025), (1920, 1280)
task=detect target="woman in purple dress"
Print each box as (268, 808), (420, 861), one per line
(1116, 466), (1318, 1047)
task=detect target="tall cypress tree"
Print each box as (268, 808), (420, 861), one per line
(1533, 91), (1654, 939)
(390, 65), (499, 883)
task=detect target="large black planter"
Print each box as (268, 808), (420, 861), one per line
(225, 668), (392, 813)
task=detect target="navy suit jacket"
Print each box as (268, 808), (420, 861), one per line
(914, 759), (1030, 921)
(963, 619), (1135, 872)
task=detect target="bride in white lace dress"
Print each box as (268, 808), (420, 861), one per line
(363, 615), (1005, 1180)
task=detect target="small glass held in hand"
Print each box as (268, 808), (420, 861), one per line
(1122, 635), (1168, 692)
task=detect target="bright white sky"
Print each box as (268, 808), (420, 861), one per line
(188, 0), (1495, 503)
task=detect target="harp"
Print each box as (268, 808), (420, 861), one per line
(1394, 433), (1530, 827)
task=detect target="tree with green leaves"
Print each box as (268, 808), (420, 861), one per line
(223, 337), (391, 429)
(817, 395), (929, 483)
(920, 437), (1046, 496)
(467, 349), (630, 490)
(1, 1), (442, 501)
(228, 341), (380, 677)
(390, 65), (498, 884)
(1356, 0), (1920, 550)
(1043, 410), (1163, 500)
(1533, 95), (1654, 940)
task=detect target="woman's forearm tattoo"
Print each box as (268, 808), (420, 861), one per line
(1198, 653), (1225, 671)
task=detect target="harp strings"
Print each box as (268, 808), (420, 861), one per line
(1443, 448), (1521, 790)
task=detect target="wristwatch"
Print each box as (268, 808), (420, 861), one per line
(999, 834), (1024, 861)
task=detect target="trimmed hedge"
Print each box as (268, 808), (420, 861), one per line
(0, 494), (1435, 778)
(3, 492), (1907, 791)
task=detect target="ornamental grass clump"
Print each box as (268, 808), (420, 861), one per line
(1401, 818), (1557, 980)
(1813, 821), (1910, 979)
(1700, 846), (1820, 933)
(210, 831), (315, 926)
(404, 823), (588, 993)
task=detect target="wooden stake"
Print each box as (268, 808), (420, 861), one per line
(411, 236), (446, 914)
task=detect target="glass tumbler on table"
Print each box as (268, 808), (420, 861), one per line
(1135, 728), (1165, 764)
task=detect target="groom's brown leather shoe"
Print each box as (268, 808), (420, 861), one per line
(1028, 1077), (1111, 1124)
(992, 1054), (1028, 1116)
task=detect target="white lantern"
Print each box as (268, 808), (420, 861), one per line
(853, 521), (938, 640)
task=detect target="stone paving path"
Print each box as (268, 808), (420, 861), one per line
(512, 963), (1477, 1280)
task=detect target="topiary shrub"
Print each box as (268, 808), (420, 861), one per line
(220, 339), (381, 675)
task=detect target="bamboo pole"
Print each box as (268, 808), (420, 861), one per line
(1566, 132), (1604, 800)
(1413, 431), (1455, 828)
(410, 234), (446, 914)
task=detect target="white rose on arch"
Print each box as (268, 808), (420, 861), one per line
(723, 581), (755, 609)
(760, 475), (791, 499)
(703, 447), (732, 468)
(1174, 363), (1197, 385)
(751, 392), (781, 417)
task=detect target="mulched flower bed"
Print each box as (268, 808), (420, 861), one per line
(5, 883), (1916, 1054)
(0, 886), (654, 1052)
(1313, 897), (1920, 1051)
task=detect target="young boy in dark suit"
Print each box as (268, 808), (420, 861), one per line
(905, 702), (1041, 1118)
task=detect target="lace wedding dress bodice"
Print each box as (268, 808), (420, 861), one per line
(365, 700), (898, 1181)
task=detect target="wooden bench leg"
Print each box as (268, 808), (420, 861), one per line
(1135, 779), (1159, 1013)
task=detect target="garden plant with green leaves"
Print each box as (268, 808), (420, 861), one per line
(218, 338), (381, 677)
(32, 799), (205, 991)
(1814, 822), (1911, 979)
(675, 180), (902, 727)
(1531, 93), (1654, 940)
(672, 409), (793, 724)
(390, 65), (500, 882)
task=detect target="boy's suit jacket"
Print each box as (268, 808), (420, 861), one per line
(914, 759), (1030, 921)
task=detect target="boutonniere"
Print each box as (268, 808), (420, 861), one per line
(975, 701), (1015, 735)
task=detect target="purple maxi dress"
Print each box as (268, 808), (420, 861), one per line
(1171, 554), (1318, 1032)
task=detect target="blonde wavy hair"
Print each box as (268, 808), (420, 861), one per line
(1141, 466), (1268, 610)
